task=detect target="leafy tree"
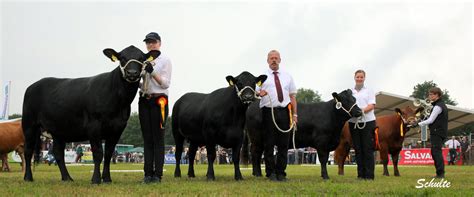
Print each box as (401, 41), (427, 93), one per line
(119, 112), (143, 147)
(450, 123), (474, 137)
(410, 80), (457, 106)
(8, 114), (22, 119)
(119, 112), (175, 147)
(296, 88), (322, 103)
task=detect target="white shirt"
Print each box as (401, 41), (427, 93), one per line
(258, 68), (297, 108)
(348, 86), (376, 123)
(418, 106), (442, 127)
(141, 54), (172, 95)
(445, 139), (461, 149)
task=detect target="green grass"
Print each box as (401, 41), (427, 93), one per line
(1, 163), (473, 196)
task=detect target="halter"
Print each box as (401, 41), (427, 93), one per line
(119, 59), (147, 83)
(334, 97), (358, 117)
(234, 85), (259, 104)
(397, 112), (417, 128)
(334, 97), (366, 129)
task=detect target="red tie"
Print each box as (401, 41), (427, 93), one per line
(273, 71), (283, 102)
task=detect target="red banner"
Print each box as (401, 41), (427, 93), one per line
(388, 148), (462, 165)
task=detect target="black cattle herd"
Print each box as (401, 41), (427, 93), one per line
(21, 45), (364, 183)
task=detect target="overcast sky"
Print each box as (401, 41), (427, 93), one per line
(1, 1), (472, 116)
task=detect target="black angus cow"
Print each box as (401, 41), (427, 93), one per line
(245, 89), (362, 179)
(172, 72), (267, 181)
(22, 46), (160, 184)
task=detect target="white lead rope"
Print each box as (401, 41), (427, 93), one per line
(264, 94), (298, 152)
(138, 61), (154, 97)
(354, 114), (366, 129)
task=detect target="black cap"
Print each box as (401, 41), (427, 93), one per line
(143, 32), (161, 42)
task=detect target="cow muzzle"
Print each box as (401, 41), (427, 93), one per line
(235, 86), (258, 104)
(120, 59), (147, 83)
(125, 70), (141, 82)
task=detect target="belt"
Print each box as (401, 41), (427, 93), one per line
(140, 92), (167, 99)
(263, 106), (288, 110)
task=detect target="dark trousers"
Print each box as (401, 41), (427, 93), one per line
(139, 95), (168, 178)
(349, 121), (375, 180)
(430, 135), (445, 176)
(262, 106), (291, 177)
(448, 149), (457, 165)
(461, 150), (469, 165)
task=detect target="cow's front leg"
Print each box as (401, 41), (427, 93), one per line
(318, 149), (330, 180)
(380, 149), (390, 176)
(90, 140), (104, 184)
(206, 145), (217, 181)
(232, 144), (244, 181)
(392, 152), (401, 176)
(102, 135), (120, 183)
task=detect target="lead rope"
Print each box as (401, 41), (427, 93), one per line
(354, 114), (366, 129)
(140, 61), (154, 97)
(263, 94), (298, 153)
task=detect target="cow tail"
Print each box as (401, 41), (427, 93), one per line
(33, 130), (42, 166)
(241, 129), (250, 166)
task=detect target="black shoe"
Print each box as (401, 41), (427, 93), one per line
(153, 176), (162, 183)
(143, 176), (154, 184)
(276, 174), (287, 182)
(268, 173), (277, 181)
(433, 174), (445, 179)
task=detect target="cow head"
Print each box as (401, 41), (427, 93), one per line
(226, 72), (267, 104)
(395, 106), (424, 128)
(332, 89), (363, 118)
(103, 45), (161, 83)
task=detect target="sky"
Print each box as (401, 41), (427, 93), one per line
(1, 0), (472, 116)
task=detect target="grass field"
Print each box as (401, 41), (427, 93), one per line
(1, 163), (473, 196)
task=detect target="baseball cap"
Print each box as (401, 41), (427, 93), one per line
(143, 32), (161, 42)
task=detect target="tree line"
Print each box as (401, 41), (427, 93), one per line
(8, 81), (471, 147)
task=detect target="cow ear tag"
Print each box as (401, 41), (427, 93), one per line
(146, 56), (154, 62)
(111, 55), (118, 62)
(256, 81), (262, 87)
(335, 102), (342, 109)
(229, 81), (234, 86)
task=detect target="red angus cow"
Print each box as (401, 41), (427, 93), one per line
(0, 119), (25, 172)
(335, 106), (422, 176)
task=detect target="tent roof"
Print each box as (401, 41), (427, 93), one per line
(127, 147), (144, 153)
(375, 91), (474, 131)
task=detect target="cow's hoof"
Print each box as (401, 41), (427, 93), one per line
(207, 176), (216, 181)
(253, 172), (262, 177)
(188, 174), (195, 178)
(174, 172), (181, 178)
(62, 176), (74, 182)
(102, 179), (112, 184)
(383, 173), (389, 176)
(394, 174), (400, 177)
(24, 177), (33, 182)
(322, 176), (330, 180)
(91, 179), (101, 184)
(235, 176), (244, 181)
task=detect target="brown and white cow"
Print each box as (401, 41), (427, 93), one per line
(0, 119), (25, 172)
(335, 106), (423, 176)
